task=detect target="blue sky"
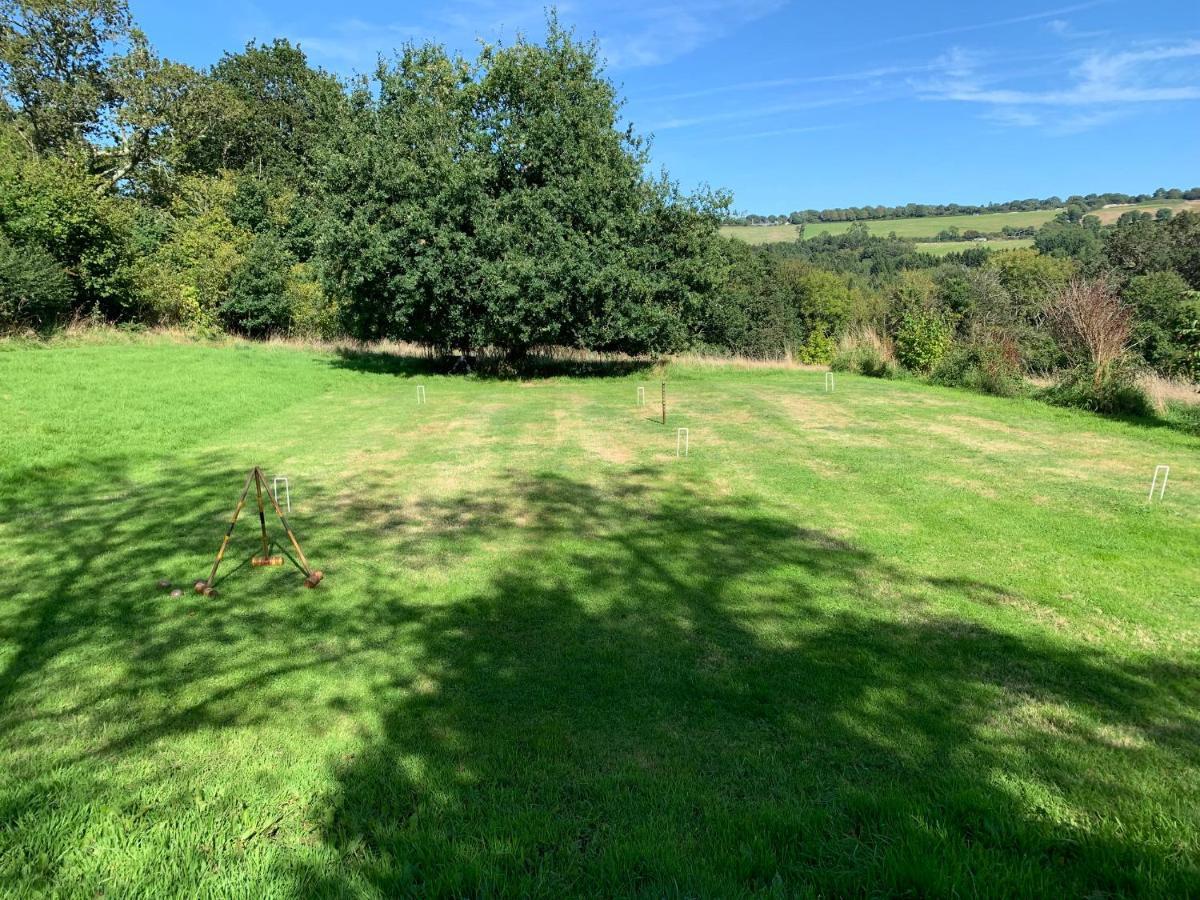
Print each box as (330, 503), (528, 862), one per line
(130, 1), (1200, 213)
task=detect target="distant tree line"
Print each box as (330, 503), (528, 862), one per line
(729, 188), (1200, 226)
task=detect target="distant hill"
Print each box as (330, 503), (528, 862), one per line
(729, 188), (1200, 228)
(720, 200), (1200, 249)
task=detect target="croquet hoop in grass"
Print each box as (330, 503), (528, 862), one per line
(194, 466), (323, 596)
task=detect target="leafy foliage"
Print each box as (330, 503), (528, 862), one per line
(321, 24), (726, 356)
(0, 232), (72, 330)
(893, 308), (953, 373)
(132, 174), (248, 326)
(0, 124), (135, 317)
(931, 338), (1025, 397)
(1041, 360), (1152, 417)
(222, 231), (294, 337)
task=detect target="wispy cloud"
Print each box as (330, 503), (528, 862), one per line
(275, 1), (783, 72)
(641, 61), (950, 104)
(920, 38), (1200, 132)
(595, 0), (785, 68)
(652, 96), (852, 131)
(1043, 18), (1109, 40)
(290, 18), (435, 67)
(708, 123), (848, 143)
(868, 1), (1112, 47)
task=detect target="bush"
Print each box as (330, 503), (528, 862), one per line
(931, 339), (1025, 397)
(1041, 359), (1153, 417)
(831, 327), (900, 378)
(285, 262), (338, 338)
(0, 234), (74, 332)
(133, 174), (250, 328)
(796, 324), (836, 364)
(1162, 401), (1200, 436)
(0, 131), (136, 318)
(222, 233), (296, 337)
(894, 309), (953, 373)
(1123, 271), (1198, 375)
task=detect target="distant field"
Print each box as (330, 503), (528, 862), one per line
(1090, 198), (1200, 224)
(915, 239), (1034, 256)
(721, 210), (1058, 245)
(722, 199), (1199, 246)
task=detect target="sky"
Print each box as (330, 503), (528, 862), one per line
(129, 0), (1200, 213)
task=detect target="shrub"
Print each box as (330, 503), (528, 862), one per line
(796, 324), (837, 364)
(831, 327), (900, 378)
(0, 234), (73, 332)
(1162, 401), (1200, 436)
(133, 174), (250, 328)
(0, 132), (137, 318)
(285, 262), (338, 338)
(1041, 359), (1152, 417)
(1123, 271), (1198, 375)
(222, 233), (296, 337)
(1047, 278), (1134, 385)
(931, 338), (1025, 397)
(894, 309), (953, 373)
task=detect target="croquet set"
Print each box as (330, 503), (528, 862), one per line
(192, 466), (323, 596)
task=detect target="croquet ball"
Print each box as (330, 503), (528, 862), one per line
(157, 579), (172, 590)
(170, 589), (183, 598)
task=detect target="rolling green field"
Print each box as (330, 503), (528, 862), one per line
(2, 336), (1199, 896)
(721, 199), (1200, 246)
(721, 210), (1058, 244)
(915, 238), (1034, 256)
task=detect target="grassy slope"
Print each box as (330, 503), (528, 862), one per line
(720, 199), (1200, 246)
(915, 238), (1034, 256)
(1, 336), (1198, 896)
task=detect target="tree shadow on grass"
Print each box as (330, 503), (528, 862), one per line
(1, 462), (1197, 895)
(329, 346), (657, 381)
(292, 472), (1200, 896)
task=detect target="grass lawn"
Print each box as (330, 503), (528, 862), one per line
(1, 335), (1198, 896)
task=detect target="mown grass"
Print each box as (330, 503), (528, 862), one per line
(1, 335), (1198, 896)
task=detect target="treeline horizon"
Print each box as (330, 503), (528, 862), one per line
(729, 187), (1200, 226)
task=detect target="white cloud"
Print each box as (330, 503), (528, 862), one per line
(652, 96), (850, 131)
(868, 1), (1112, 47)
(920, 38), (1200, 133)
(291, 18), (435, 67)
(1043, 17), (1109, 39)
(708, 123), (847, 143)
(595, 0), (785, 68)
(276, 1), (783, 72)
(641, 61), (951, 105)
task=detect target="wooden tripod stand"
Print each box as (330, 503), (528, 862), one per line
(194, 467), (323, 596)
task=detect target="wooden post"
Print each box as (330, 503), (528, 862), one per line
(661, 382), (666, 425)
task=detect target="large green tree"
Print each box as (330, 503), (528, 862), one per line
(320, 21), (726, 357)
(181, 39), (344, 182)
(0, 0), (129, 153)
